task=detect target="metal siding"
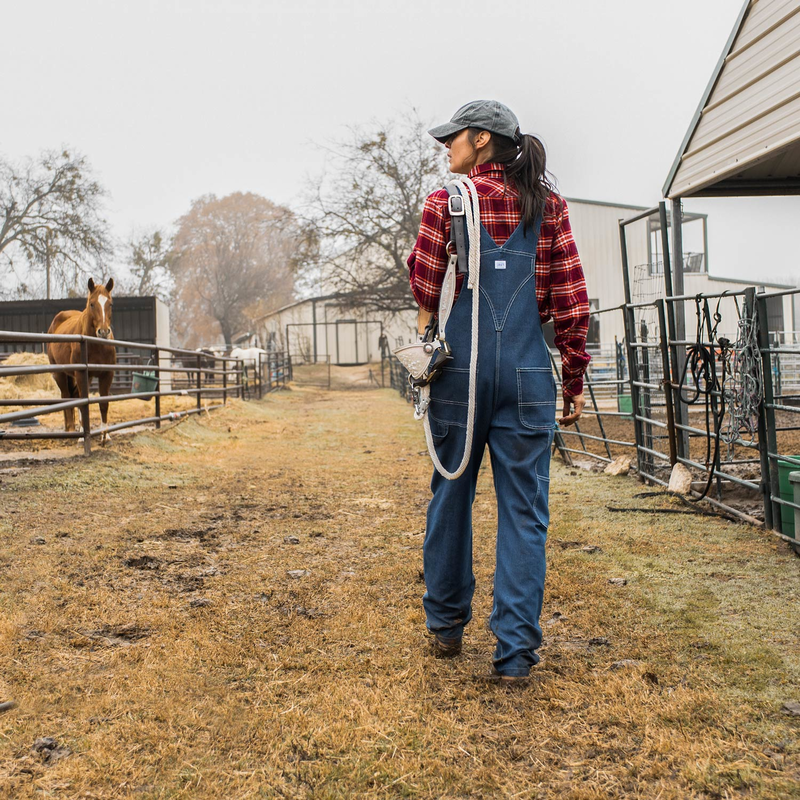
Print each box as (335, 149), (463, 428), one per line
(694, 53), (800, 147)
(736, 0), (799, 48)
(669, 0), (800, 198)
(565, 201), (651, 345)
(0, 297), (160, 347)
(714, 10), (800, 98)
(675, 105), (800, 194)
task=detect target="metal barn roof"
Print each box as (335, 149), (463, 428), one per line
(664, 0), (800, 199)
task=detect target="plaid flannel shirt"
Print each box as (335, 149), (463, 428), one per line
(407, 162), (591, 397)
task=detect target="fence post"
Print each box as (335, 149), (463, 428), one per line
(756, 289), (780, 532)
(622, 305), (645, 480)
(154, 348), (161, 429)
(657, 299), (677, 466)
(222, 357), (227, 404)
(640, 319), (654, 478)
(545, 351), (574, 467)
(584, 369), (613, 462)
(79, 338), (91, 456)
(773, 331), (782, 400)
(196, 355), (202, 410)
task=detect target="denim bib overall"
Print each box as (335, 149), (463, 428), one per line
(423, 214), (555, 677)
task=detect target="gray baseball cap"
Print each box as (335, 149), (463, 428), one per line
(428, 100), (521, 144)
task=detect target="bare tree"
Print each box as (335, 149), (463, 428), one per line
(0, 149), (112, 298)
(305, 112), (449, 312)
(171, 192), (305, 348)
(117, 228), (174, 301)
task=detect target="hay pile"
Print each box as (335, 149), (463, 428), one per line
(0, 352), (59, 400)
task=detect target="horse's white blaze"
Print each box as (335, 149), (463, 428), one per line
(98, 295), (108, 329)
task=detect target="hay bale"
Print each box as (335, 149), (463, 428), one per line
(0, 352), (59, 400)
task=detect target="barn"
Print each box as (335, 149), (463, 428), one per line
(254, 294), (416, 366)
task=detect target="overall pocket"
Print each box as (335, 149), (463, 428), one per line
(429, 367), (470, 428)
(516, 367), (556, 430)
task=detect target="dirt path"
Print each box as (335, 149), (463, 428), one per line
(0, 387), (797, 799)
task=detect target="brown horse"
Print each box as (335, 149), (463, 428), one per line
(47, 277), (116, 444)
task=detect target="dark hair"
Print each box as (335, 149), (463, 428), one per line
(467, 128), (559, 232)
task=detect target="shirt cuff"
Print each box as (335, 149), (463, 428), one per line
(562, 375), (584, 398)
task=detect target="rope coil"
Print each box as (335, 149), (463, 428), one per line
(423, 177), (481, 481)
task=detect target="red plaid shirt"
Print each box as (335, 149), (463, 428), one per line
(407, 162), (590, 396)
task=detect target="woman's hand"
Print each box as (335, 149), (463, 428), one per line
(559, 392), (585, 427)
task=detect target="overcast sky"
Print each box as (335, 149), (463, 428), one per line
(2, 0), (798, 286)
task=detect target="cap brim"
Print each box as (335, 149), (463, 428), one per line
(427, 122), (465, 143)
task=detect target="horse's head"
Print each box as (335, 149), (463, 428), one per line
(87, 277), (114, 339)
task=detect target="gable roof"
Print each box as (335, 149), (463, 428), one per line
(664, 0), (800, 198)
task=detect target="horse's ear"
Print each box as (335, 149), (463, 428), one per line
(88, 278), (96, 293)
(105, 277), (114, 292)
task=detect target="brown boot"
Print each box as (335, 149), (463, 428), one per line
(431, 634), (462, 658)
(486, 668), (530, 686)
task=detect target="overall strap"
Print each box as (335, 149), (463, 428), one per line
(445, 184), (469, 275)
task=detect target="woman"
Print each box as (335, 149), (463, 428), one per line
(407, 100), (590, 682)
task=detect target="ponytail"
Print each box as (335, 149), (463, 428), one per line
(467, 128), (559, 232)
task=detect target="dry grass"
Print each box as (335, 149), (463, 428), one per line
(1, 393), (201, 455)
(0, 387), (797, 799)
(292, 361), (384, 391)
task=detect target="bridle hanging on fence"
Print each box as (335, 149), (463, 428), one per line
(721, 298), (763, 457)
(677, 293), (732, 501)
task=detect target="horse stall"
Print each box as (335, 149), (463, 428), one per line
(0, 296), (172, 392)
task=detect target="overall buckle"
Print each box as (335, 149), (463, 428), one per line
(447, 195), (465, 216)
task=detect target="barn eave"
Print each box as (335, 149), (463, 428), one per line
(664, 0), (800, 199)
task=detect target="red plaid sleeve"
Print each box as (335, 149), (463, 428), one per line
(407, 189), (451, 313)
(545, 199), (590, 397)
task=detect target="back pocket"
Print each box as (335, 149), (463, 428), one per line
(516, 367), (556, 430)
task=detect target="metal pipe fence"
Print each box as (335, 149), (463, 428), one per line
(0, 331), (284, 454)
(384, 286), (800, 550)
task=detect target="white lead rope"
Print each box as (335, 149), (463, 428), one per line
(423, 177), (481, 480)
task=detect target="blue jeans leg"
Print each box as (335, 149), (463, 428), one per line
(487, 425), (552, 676)
(422, 425), (486, 640)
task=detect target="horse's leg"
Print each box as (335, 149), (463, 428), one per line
(53, 372), (74, 432)
(98, 371), (113, 445)
(71, 372), (85, 434)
